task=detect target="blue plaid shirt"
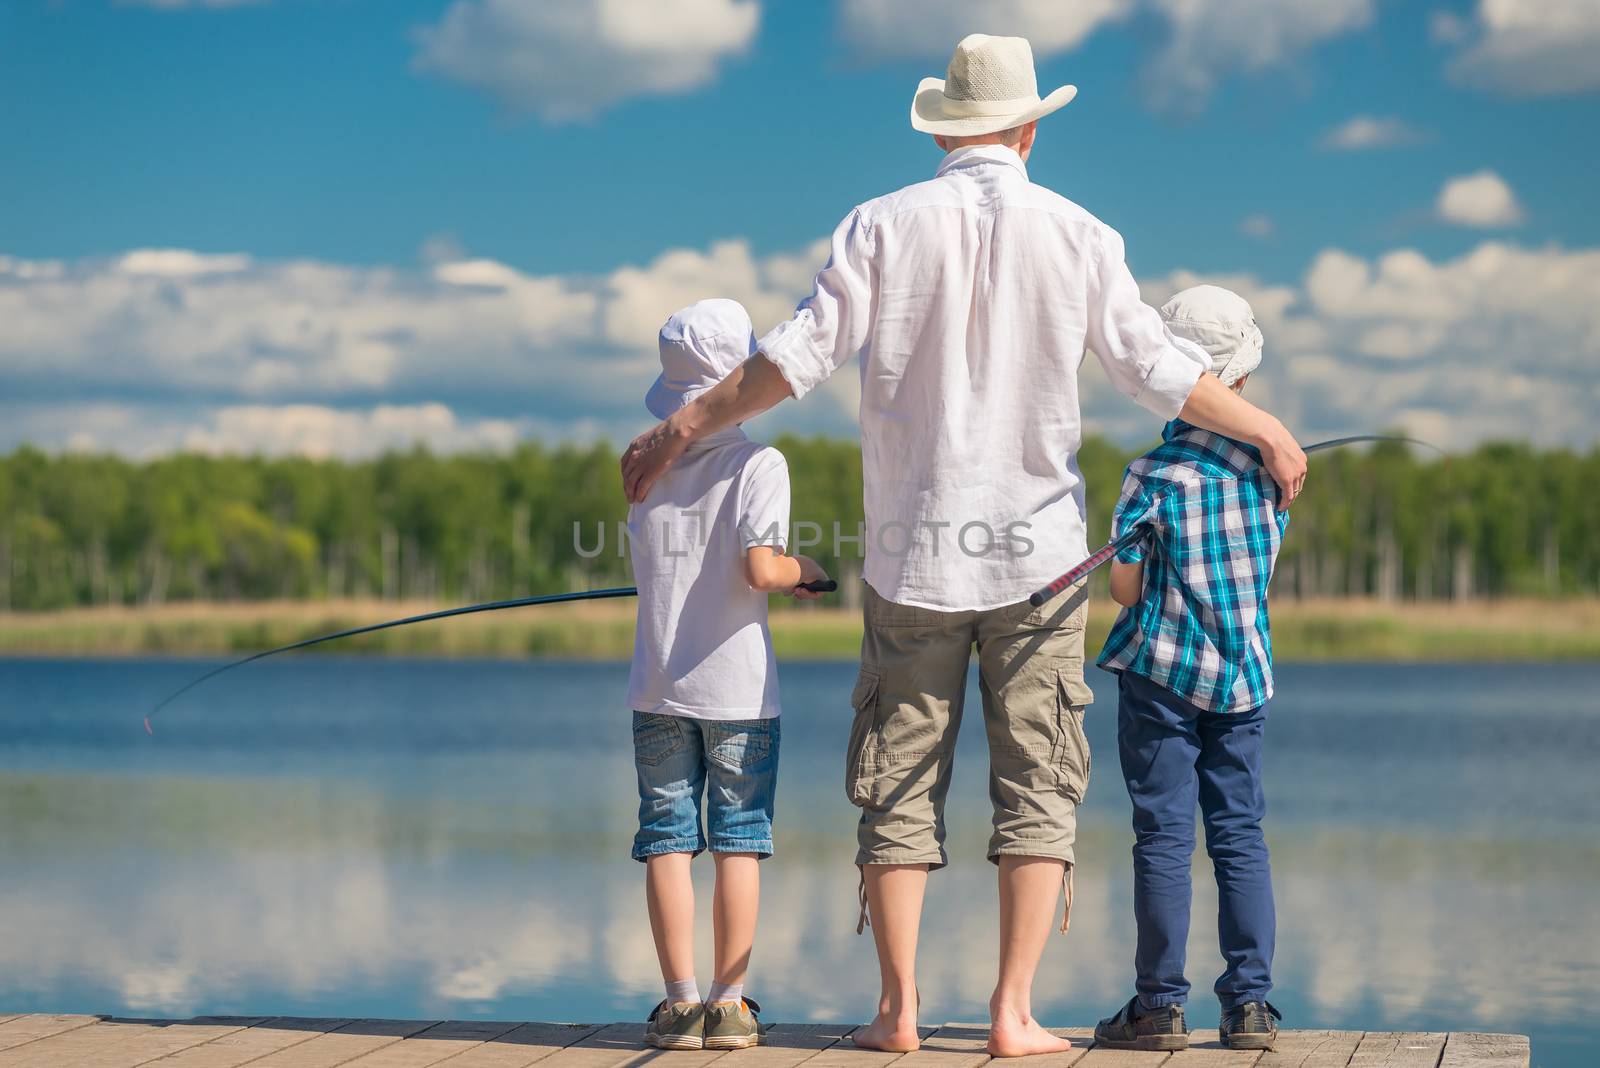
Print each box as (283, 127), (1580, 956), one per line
(1097, 420), (1288, 713)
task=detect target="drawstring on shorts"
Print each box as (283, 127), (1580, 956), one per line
(1060, 862), (1075, 934)
(856, 866), (870, 934)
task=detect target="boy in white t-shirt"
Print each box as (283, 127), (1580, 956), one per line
(628, 299), (830, 1051)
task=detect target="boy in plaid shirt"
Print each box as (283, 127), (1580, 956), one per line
(1093, 286), (1289, 1054)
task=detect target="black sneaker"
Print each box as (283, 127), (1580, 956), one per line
(1220, 1001), (1281, 1050)
(1094, 996), (1188, 1052)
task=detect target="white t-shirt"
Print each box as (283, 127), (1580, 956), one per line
(626, 427), (790, 720)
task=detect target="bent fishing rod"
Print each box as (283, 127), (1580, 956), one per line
(143, 580), (838, 733)
(1027, 434), (1436, 607)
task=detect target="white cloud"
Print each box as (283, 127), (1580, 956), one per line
(838, 0), (1132, 59)
(1126, 241), (1600, 449)
(413, 0), (761, 121)
(1436, 170), (1524, 228)
(6, 233), (1600, 457)
(1318, 115), (1427, 151)
(837, 0), (1371, 115)
(0, 236), (851, 456)
(116, 249), (253, 277)
(1441, 0), (1600, 96)
(1240, 214), (1274, 239)
(1139, 0), (1375, 113)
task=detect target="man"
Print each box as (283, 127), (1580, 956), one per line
(621, 34), (1307, 1058)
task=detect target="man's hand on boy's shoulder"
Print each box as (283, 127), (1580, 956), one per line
(789, 555), (831, 600)
(622, 418), (691, 503)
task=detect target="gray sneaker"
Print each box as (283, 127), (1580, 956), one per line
(1094, 996), (1188, 1052)
(703, 997), (765, 1050)
(644, 999), (704, 1050)
(1220, 1001), (1280, 1051)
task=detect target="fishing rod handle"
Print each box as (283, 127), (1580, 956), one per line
(798, 579), (838, 593)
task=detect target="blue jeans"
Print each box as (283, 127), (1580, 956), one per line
(1116, 671), (1274, 1011)
(632, 711), (780, 861)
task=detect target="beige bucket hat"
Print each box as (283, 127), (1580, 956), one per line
(910, 33), (1077, 136)
(1159, 285), (1264, 387)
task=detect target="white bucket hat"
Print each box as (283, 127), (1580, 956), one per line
(1159, 285), (1264, 387)
(645, 298), (757, 420)
(910, 33), (1077, 136)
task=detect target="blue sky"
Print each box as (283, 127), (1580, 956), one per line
(2, 0), (1598, 455)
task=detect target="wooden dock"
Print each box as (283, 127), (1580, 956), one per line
(0, 1015), (1530, 1068)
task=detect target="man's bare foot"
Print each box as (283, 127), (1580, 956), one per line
(986, 1007), (1071, 1058)
(853, 1010), (921, 1053)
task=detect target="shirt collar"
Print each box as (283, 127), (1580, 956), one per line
(935, 143), (1028, 181)
(686, 425), (749, 451)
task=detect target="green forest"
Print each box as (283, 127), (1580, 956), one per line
(2, 435), (1597, 612)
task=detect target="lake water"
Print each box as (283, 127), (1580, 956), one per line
(2, 657), (1597, 1065)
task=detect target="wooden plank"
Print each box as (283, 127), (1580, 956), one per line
(55, 1016), (265, 1068)
(1025, 1028), (1097, 1068)
(241, 1019), (442, 1068)
(1256, 1031), (1364, 1068)
(0, 1018), (172, 1068)
(131, 1018), (355, 1068)
(431, 1023), (602, 1068)
(0, 1014), (104, 1053)
(337, 1021), (525, 1067)
(1438, 1033), (1528, 1068)
(1073, 1045), (1173, 1068)
(893, 1025), (991, 1068)
(800, 1026), (939, 1068)
(1348, 1033), (1445, 1068)
(535, 1021), (733, 1068)
(716, 1022), (858, 1068)
(1164, 1029), (1262, 1067)
(0, 1021), (18, 1030)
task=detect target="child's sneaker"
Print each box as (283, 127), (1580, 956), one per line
(703, 997), (765, 1050)
(644, 1000), (705, 1050)
(1094, 996), (1188, 1051)
(1220, 1001), (1280, 1050)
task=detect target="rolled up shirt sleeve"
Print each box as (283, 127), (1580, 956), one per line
(1112, 473), (1158, 565)
(756, 208), (875, 400)
(1086, 225), (1209, 420)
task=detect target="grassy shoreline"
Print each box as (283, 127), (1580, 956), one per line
(2, 596), (1599, 661)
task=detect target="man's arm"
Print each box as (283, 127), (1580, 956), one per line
(622, 209), (874, 504)
(621, 355), (794, 503)
(1178, 375), (1307, 509)
(1083, 226), (1307, 509)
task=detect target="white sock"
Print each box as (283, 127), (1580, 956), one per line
(665, 978), (700, 1005)
(706, 981), (743, 1006)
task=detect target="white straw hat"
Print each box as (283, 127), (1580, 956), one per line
(645, 299), (757, 420)
(910, 34), (1077, 136)
(1159, 285), (1264, 387)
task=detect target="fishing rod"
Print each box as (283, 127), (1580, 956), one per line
(143, 580), (838, 733)
(1027, 434), (1435, 606)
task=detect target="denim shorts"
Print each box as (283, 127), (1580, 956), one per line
(632, 711), (780, 861)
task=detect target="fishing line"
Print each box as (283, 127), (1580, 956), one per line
(144, 580), (838, 732)
(1027, 434), (1437, 606)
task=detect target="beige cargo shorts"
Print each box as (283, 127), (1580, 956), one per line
(845, 580), (1093, 871)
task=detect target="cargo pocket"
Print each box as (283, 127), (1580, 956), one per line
(1051, 665), (1093, 802)
(845, 665), (882, 808)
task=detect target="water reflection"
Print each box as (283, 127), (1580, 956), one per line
(1, 658), (1596, 1057)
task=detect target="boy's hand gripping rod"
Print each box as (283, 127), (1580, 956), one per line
(1026, 435), (1434, 607)
(142, 580), (838, 733)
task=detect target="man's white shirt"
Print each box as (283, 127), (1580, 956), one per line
(759, 144), (1210, 612)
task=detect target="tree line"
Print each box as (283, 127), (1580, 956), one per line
(2, 435), (1597, 612)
